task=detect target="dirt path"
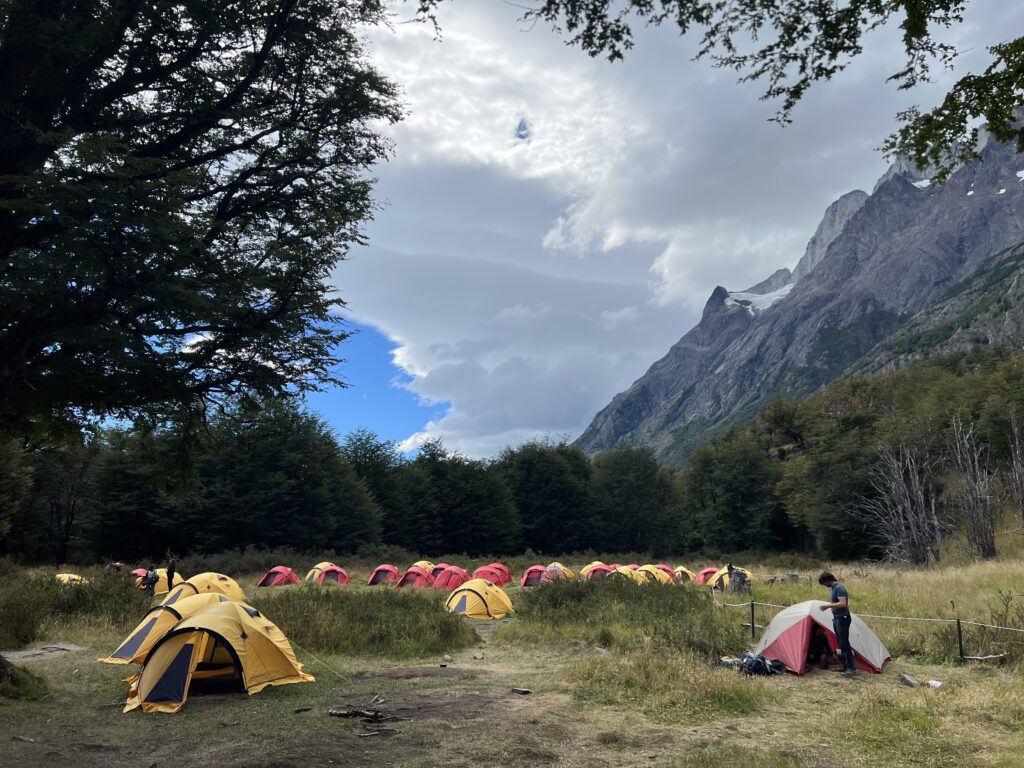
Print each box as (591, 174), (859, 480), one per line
(2, 644), (86, 663)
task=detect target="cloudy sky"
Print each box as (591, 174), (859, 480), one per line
(306, 0), (1022, 457)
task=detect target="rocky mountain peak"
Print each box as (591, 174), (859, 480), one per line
(791, 190), (869, 282)
(575, 138), (1024, 464)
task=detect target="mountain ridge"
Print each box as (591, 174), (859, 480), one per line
(576, 138), (1024, 464)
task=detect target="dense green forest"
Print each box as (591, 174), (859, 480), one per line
(2, 348), (1023, 565)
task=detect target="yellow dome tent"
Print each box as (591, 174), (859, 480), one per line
(580, 561), (605, 578)
(123, 601), (313, 714)
(546, 562), (577, 579)
(134, 568), (186, 595)
(674, 566), (697, 584)
(304, 562), (335, 582)
(412, 560), (435, 572)
(638, 565), (673, 585)
(706, 565), (754, 590)
(160, 572), (246, 606)
(445, 579), (514, 620)
(99, 593), (233, 664)
(611, 566), (646, 584)
(55, 573), (88, 585)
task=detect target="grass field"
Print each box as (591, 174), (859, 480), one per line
(3, 552), (1024, 768)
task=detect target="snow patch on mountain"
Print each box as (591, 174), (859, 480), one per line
(725, 283), (794, 313)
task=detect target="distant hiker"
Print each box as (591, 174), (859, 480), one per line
(808, 623), (831, 670)
(166, 559), (176, 591)
(145, 565), (158, 596)
(818, 570), (855, 676)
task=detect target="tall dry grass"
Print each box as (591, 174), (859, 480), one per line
(497, 578), (747, 656)
(567, 643), (782, 723)
(249, 585), (477, 657)
(0, 571), (149, 649)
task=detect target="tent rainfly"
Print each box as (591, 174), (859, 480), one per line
(368, 564), (400, 586)
(161, 572), (245, 606)
(445, 579), (514, 620)
(695, 567), (720, 585)
(755, 600), (892, 675)
(397, 566), (434, 589)
(520, 565), (546, 587)
(123, 601), (312, 714)
(433, 566), (471, 591)
(255, 566), (301, 587)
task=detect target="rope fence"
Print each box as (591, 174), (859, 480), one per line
(711, 590), (1024, 661)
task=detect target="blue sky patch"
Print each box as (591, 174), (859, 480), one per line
(304, 323), (448, 447)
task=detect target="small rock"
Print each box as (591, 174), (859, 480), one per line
(899, 673), (920, 687)
(294, 707), (312, 714)
(11, 736), (36, 743)
(511, 688), (532, 695)
(595, 647), (609, 655)
(442, 655), (453, 662)
(472, 652), (484, 660)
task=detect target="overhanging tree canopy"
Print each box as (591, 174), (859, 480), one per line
(415, 0), (1023, 176)
(0, 0), (401, 431)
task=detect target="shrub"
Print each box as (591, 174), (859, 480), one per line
(0, 573), (149, 649)
(249, 586), (477, 657)
(0, 657), (49, 701)
(496, 578), (747, 657)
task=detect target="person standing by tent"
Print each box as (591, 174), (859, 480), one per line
(818, 571), (855, 676)
(144, 565), (158, 596)
(166, 559), (176, 592)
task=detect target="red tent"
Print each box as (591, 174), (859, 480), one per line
(431, 562), (453, 578)
(368, 564), (400, 585)
(473, 565), (504, 583)
(256, 565), (301, 587)
(397, 565), (434, 589)
(626, 563), (640, 570)
(433, 566), (471, 591)
(608, 563), (623, 570)
(654, 564), (675, 578)
(520, 565), (546, 587)
(585, 564), (615, 580)
(755, 601), (892, 675)
(695, 567), (720, 585)
(316, 565), (350, 586)
(486, 563), (511, 586)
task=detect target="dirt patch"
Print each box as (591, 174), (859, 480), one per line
(352, 665), (488, 681)
(330, 690), (503, 722)
(2, 644), (86, 663)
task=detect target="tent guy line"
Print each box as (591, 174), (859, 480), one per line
(717, 598), (1024, 634)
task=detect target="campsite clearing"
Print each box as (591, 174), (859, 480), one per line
(3, 557), (1024, 767)
(2, 637), (1023, 767)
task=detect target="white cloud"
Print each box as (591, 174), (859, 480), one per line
(330, 1), (1024, 457)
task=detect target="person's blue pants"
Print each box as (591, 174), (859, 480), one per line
(833, 614), (854, 671)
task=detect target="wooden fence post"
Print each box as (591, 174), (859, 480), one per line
(956, 618), (965, 662)
(750, 601), (756, 641)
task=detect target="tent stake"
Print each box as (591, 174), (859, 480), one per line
(956, 618), (964, 661)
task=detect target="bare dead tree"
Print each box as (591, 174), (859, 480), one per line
(1004, 408), (1024, 533)
(950, 413), (1000, 560)
(860, 438), (943, 566)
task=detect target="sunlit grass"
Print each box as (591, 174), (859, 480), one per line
(567, 645), (782, 723)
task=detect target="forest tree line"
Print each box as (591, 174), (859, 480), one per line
(2, 348), (1023, 565)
